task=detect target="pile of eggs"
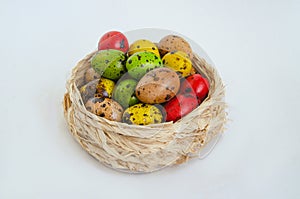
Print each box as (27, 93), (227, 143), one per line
(80, 31), (209, 125)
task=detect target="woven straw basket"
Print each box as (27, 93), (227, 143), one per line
(63, 37), (226, 173)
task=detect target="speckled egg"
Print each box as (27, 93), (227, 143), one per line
(80, 78), (115, 103)
(91, 49), (126, 80)
(135, 68), (180, 104)
(158, 35), (193, 58)
(85, 97), (123, 121)
(164, 93), (198, 122)
(162, 51), (192, 77)
(128, 39), (160, 57)
(80, 79), (99, 103)
(98, 31), (129, 53)
(112, 79), (139, 108)
(122, 103), (164, 125)
(84, 67), (101, 83)
(126, 51), (163, 80)
(96, 78), (115, 97)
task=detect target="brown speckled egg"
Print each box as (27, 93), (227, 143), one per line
(136, 67), (180, 104)
(80, 79), (99, 103)
(85, 67), (101, 83)
(158, 35), (193, 58)
(85, 97), (123, 121)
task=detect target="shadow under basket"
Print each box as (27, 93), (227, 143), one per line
(63, 51), (227, 173)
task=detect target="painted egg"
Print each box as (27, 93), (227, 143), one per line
(91, 49), (126, 80)
(164, 93), (198, 122)
(98, 31), (129, 53)
(85, 97), (123, 121)
(80, 78), (115, 103)
(84, 67), (101, 83)
(128, 95), (139, 106)
(128, 39), (160, 57)
(180, 74), (210, 103)
(95, 78), (115, 97)
(80, 79), (99, 103)
(162, 51), (192, 77)
(135, 68), (180, 104)
(158, 35), (193, 58)
(126, 51), (163, 80)
(112, 79), (139, 108)
(122, 103), (164, 125)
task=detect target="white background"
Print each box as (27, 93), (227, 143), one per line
(1, 0), (300, 198)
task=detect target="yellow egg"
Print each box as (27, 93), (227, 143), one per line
(80, 78), (115, 103)
(162, 51), (192, 77)
(96, 78), (115, 98)
(128, 39), (160, 57)
(122, 103), (164, 125)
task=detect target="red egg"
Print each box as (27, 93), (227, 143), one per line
(180, 74), (209, 103)
(164, 93), (198, 122)
(98, 31), (129, 53)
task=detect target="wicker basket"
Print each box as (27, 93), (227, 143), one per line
(63, 48), (226, 173)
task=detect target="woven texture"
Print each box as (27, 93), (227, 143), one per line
(63, 51), (227, 173)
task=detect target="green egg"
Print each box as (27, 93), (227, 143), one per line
(129, 95), (139, 106)
(126, 51), (163, 80)
(91, 49), (126, 80)
(112, 79), (139, 108)
(122, 103), (164, 125)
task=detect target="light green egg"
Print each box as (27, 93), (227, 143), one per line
(91, 49), (126, 80)
(126, 51), (163, 80)
(112, 79), (139, 108)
